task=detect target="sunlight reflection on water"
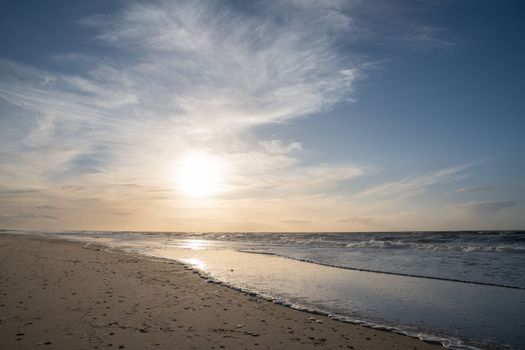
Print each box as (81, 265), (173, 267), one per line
(180, 239), (208, 250)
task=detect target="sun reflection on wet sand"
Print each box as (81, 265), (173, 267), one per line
(181, 257), (207, 270)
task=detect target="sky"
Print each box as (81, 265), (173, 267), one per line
(0, 0), (524, 232)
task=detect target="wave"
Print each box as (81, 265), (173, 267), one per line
(20, 229), (525, 254)
(237, 249), (525, 290)
(342, 239), (525, 253)
(177, 231), (525, 254)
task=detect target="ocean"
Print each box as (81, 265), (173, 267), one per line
(7, 230), (525, 349)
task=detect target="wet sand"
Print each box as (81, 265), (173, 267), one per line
(0, 234), (443, 349)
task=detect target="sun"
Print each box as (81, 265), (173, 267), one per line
(174, 152), (224, 197)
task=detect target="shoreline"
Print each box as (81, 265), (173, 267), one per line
(0, 233), (444, 349)
(237, 249), (525, 290)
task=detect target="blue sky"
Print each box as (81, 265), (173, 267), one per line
(0, 0), (524, 231)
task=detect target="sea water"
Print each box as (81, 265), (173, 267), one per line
(6, 230), (525, 349)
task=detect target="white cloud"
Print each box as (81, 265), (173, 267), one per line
(0, 0), (367, 231)
(356, 163), (474, 200)
(222, 147), (366, 197)
(403, 26), (455, 51)
(78, 0), (358, 128)
(456, 185), (495, 193)
(449, 200), (519, 216)
(259, 140), (303, 155)
(0, 0), (475, 231)
(1, 2), (358, 157)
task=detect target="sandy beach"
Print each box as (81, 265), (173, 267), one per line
(0, 234), (443, 350)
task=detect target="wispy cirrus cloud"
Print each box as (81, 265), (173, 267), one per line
(356, 163), (474, 200)
(0, 0), (370, 229)
(456, 185), (495, 193)
(1, 0), (490, 231)
(0, 213), (58, 221)
(79, 0), (359, 128)
(403, 26), (455, 51)
(0, 0), (361, 185)
(343, 0), (455, 51)
(449, 200), (519, 216)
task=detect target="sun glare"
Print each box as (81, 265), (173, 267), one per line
(174, 152), (224, 197)
(181, 239), (208, 250)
